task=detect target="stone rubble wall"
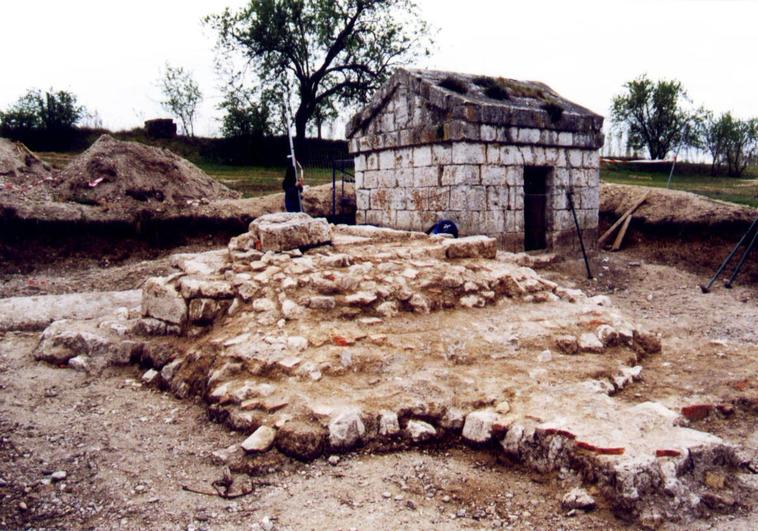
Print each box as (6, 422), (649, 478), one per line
(348, 85), (600, 252)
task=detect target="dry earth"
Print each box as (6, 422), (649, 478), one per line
(1, 244), (757, 529)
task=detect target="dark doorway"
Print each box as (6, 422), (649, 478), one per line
(523, 166), (550, 251)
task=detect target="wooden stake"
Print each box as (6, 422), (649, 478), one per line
(598, 192), (649, 247)
(611, 215), (633, 251)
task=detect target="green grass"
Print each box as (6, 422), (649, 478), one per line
(600, 167), (758, 209)
(36, 150), (758, 208)
(197, 163), (335, 197)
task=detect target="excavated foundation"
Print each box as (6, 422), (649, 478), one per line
(32, 218), (758, 526)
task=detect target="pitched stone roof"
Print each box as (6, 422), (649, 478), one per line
(346, 68), (604, 143)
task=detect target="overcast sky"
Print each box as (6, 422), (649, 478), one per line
(2, 0), (757, 138)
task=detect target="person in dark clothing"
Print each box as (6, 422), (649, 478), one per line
(283, 160), (304, 212)
(426, 219), (459, 238)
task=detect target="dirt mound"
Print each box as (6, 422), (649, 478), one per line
(0, 138), (55, 202)
(56, 135), (240, 207)
(601, 183), (756, 228)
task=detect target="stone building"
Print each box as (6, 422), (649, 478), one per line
(346, 69), (604, 251)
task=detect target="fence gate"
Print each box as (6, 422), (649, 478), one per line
(331, 158), (355, 224)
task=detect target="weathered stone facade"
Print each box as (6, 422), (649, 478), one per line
(346, 69), (604, 252)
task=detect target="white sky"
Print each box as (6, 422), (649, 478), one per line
(1, 0), (757, 138)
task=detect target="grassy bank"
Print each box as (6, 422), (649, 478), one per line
(600, 166), (758, 208)
(36, 151), (757, 207)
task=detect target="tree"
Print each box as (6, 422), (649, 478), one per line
(611, 75), (694, 160)
(219, 89), (273, 137)
(158, 64), (202, 137)
(205, 0), (432, 143)
(0, 88), (84, 132)
(696, 111), (758, 177)
(722, 115), (758, 177)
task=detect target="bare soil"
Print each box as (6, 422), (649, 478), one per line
(1, 183), (757, 529)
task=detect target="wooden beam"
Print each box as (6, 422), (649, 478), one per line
(611, 214), (633, 251)
(598, 192), (649, 247)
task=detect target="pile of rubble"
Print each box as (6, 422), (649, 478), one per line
(55, 135), (239, 208)
(32, 213), (756, 525)
(0, 138), (55, 203)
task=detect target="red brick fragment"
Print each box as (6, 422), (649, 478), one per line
(595, 446), (625, 455)
(681, 404), (713, 421)
(541, 428), (577, 440)
(656, 449), (682, 458)
(332, 335), (352, 346)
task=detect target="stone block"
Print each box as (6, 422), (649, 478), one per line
(558, 132), (574, 146)
(395, 168), (414, 187)
(517, 128), (541, 144)
(179, 278), (234, 299)
(380, 111), (395, 132)
(509, 187), (524, 210)
(567, 149), (583, 168)
(354, 155), (366, 172)
(519, 146), (534, 165)
(396, 210), (422, 231)
(188, 298), (223, 325)
(441, 165), (479, 186)
(481, 165), (507, 186)
(363, 170), (379, 189)
(388, 188), (407, 210)
(142, 277), (187, 325)
(505, 210), (523, 232)
(328, 409), (366, 451)
(406, 188), (429, 210)
(356, 189), (370, 211)
(486, 144), (501, 164)
(428, 187), (449, 211)
(432, 144), (452, 165)
(501, 145), (522, 165)
(442, 235), (498, 259)
(249, 212), (332, 252)
(396, 147), (413, 168)
(241, 425), (276, 453)
(583, 150), (600, 168)
(378, 170), (397, 188)
(366, 152), (379, 170)
(413, 145), (432, 167)
(480, 124), (497, 141)
(379, 150), (395, 170)
(553, 168), (570, 187)
(413, 166), (439, 187)
(482, 210), (506, 234)
(452, 142), (486, 164)
(532, 146), (546, 166)
(370, 189), (389, 210)
(354, 171), (364, 189)
(486, 186), (510, 210)
(505, 166), (524, 187)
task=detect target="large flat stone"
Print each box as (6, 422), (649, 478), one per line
(249, 213), (332, 252)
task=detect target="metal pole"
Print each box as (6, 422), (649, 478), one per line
(724, 228), (758, 289)
(666, 124), (688, 189)
(700, 217), (758, 292)
(567, 190), (593, 280)
(332, 159), (336, 218)
(283, 88), (302, 212)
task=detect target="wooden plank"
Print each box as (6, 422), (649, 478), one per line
(611, 214), (633, 251)
(598, 192), (649, 247)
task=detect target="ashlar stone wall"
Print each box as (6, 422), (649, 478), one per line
(349, 82), (601, 252)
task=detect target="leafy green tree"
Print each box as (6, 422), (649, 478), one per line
(696, 111), (758, 177)
(0, 88), (84, 132)
(158, 64), (203, 137)
(722, 115), (758, 177)
(611, 75), (694, 160)
(205, 0), (432, 143)
(219, 89), (273, 137)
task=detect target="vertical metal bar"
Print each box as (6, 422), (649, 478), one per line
(724, 227), (758, 288)
(700, 217), (758, 292)
(567, 190), (593, 279)
(331, 159), (336, 218)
